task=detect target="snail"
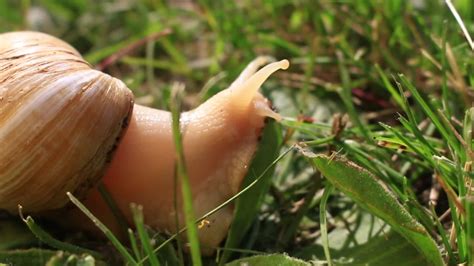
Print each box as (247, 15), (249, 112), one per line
(0, 31), (289, 251)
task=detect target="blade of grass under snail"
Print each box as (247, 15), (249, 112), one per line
(173, 164), (185, 266)
(66, 192), (138, 265)
(97, 182), (130, 237)
(169, 83), (202, 266)
(301, 151), (444, 266)
(136, 147), (293, 265)
(18, 205), (104, 260)
(130, 204), (160, 266)
(219, 120), (283, 264)
(0, 248), (106, 266)
(128, 229), (142, 261)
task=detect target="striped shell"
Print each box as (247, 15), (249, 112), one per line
(0, 31), (134, 212)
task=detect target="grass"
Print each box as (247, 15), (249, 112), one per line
(169, 83), (202, 266)
(1, 0), (474, 265)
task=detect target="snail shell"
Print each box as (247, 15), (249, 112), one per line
(0, 32), (134, 212)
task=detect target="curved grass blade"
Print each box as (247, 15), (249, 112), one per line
(0, 219), (36, 250)
(320, 184), (334, 266)
(131, 204), (160, 266)
(18, 206), (104, 260)
(0, 249), (106, 266)
(67, 192), (138, 265)
(219, 120), (283, 264)
(301, 151), (444, 266)
(170, 83), (202, 266)
(137, 146), (292, 265)
(0, 249), (57, 265)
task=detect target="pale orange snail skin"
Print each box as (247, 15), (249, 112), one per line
(80, 57), (289, 250)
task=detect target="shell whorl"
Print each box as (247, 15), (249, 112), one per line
(0, 31), (134, 212)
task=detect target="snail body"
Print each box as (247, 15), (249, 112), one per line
(0, 31), (288, 250)
(84, 58), (287, 248)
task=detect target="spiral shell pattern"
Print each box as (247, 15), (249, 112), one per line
(0, 32), (133, 212)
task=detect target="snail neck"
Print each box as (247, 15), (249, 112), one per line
(83, 102), (262, 247)
(102, 101), (263, 192)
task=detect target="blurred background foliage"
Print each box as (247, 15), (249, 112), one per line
(0, 0), (471, 115)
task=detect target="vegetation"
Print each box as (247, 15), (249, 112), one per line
(1, 0), (474, 265)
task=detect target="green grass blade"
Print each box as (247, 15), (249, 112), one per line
(219, 120), (282, 264)
(138, 147), (292, 265)
(463, 108), (473, 157)
(374, 64), (405, 111)
(66, 193), (138, 265)
(278, 174), (322, 245)
(302, 151), (444, 266)
(169, 85), (202, 266)
(18, 208), (103, 260)
(378, 122), (433, 162)
(131, 204), (160, 266)
(0, 219), (36, 249)
(336, 51), (372, 142)
(0, 249), (106, 266)
(97, 182), (129, 237)
(467, 196), (474, 264)
(320, 184), (334, 266)
(398, 74), (459, 155)
(397, 115), (439, 156)
(445, 194), (467, 261)
(429, 204), (455, 264)
(128, 229), (141, 261)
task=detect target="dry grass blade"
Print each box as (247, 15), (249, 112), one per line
(445, 0), (474, 51)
